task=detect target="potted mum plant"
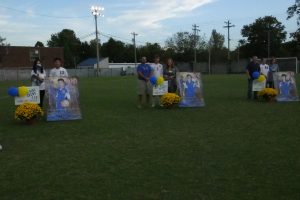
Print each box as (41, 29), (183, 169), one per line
(257, 88), (278, 102)
(160, 93), (181, 108)
(15, 102), (44, 124)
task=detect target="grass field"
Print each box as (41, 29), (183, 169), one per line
(0, 75), (300, 200)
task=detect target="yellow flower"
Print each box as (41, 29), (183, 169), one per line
(15, 102), (44, 121)
(258, 88), (278, 101)
(160, 93), (181, 108)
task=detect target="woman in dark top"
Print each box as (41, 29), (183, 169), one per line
(163, 58), (178, 93)
(31, 58), (46, 107)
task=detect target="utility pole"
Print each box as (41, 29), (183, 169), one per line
(223, 20), (235, 61)
(192, 24), (200, 63)
(223, 20), (235, 73)
(267, 30), (271, 58)
(131, 32), (138, 68)
(266, 24), (271, 58)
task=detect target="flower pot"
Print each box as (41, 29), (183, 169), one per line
(25, 118), (36, 125)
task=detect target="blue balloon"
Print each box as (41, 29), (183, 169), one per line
(252, 71), (260, 79)
(8, 87), (19, 97)
(150, 76), (157, 85)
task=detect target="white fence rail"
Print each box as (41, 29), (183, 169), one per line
(0, 67), (137, 81)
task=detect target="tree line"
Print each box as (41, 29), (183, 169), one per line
(1, 2), (299, 67)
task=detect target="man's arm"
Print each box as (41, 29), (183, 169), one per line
(138, 71), (149, 81)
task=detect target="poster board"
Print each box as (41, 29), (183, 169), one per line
(46, 77), (82, 121)
(14, 86), (40, 105)
(252, 79), (266, 91)
(176, 72), (205, 107)
(273, 71), (299, 102)
(153, 81), (168, 96)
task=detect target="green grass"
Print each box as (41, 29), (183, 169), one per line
(0, 75), (300, 200)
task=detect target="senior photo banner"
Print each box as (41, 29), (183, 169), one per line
(46, 77), (82, 121)
(177, 72), (205, 107)
(273, 71), (299, 102)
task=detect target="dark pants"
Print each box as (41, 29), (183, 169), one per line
(247, 79), (257, 99)
(39, 90), (45, 108)
(267, 81), (274, 89)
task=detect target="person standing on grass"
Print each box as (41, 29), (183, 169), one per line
(31, 58), (46, 108)
(151, 55), (164, 107)
(260, 58), (269, 78)
(137, 56), (153, 108)
(163, 58), (178, 93)
(268, 57), (279, 88)
(260, 58), (269, 87)
(49, 57), (68, 78)
(246, 56), (261, 99)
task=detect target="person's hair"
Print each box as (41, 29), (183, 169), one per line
(166, 58), (174, 68)
(281, 74), (286, 77)
(154, 55), (160, 59)
(58, 78), (65, 83)
(186, 74), (192, 78)
(32, 58), (43, 74)
(53, 57), (62, 62)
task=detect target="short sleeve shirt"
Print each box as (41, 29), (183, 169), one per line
(246, 61), (260, 79)
(49, 67), (69, 77)
(151, 63), (163, 77)
(137, 63), (152, 81)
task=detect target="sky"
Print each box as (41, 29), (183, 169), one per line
(0, 0), (298, 48)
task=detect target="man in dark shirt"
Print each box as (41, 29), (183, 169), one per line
(246, 56), (261, 99)
(137, 56), (153, 108)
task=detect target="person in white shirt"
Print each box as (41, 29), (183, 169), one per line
(151, 55), (164, 107)
(31, 58), (46, 107)
(260, 58), (269, 78)
(49, 57), (68, 78)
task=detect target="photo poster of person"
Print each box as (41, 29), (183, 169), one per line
(46, 77), (82, 121)
(273, 72), (299, 102)
(176, 72), (205, 107)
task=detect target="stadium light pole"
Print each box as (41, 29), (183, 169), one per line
(91, 5), (104, 77)
(131, 32), (138, 68)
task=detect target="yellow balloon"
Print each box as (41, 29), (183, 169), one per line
(18, 86), (28, 97)
(157, 76), (164, 85)
(257, 75), (266, 82)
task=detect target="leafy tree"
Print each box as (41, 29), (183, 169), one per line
(287, 0), (300, 42)
(34, 41), (44, 47)
(47, 29), (81, 67)
(208, 29), (225, 50)
(287, 0), (300, 25)
(207, 29), (227, 63)
(100, 38), (127, 62)
(165, 31), (206, 62)
(241, 16), (286, 58)
(0, 36), (9, 46)
(138, 43), (163, 62)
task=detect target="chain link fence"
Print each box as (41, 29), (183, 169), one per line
(0, 67), (137, 81)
